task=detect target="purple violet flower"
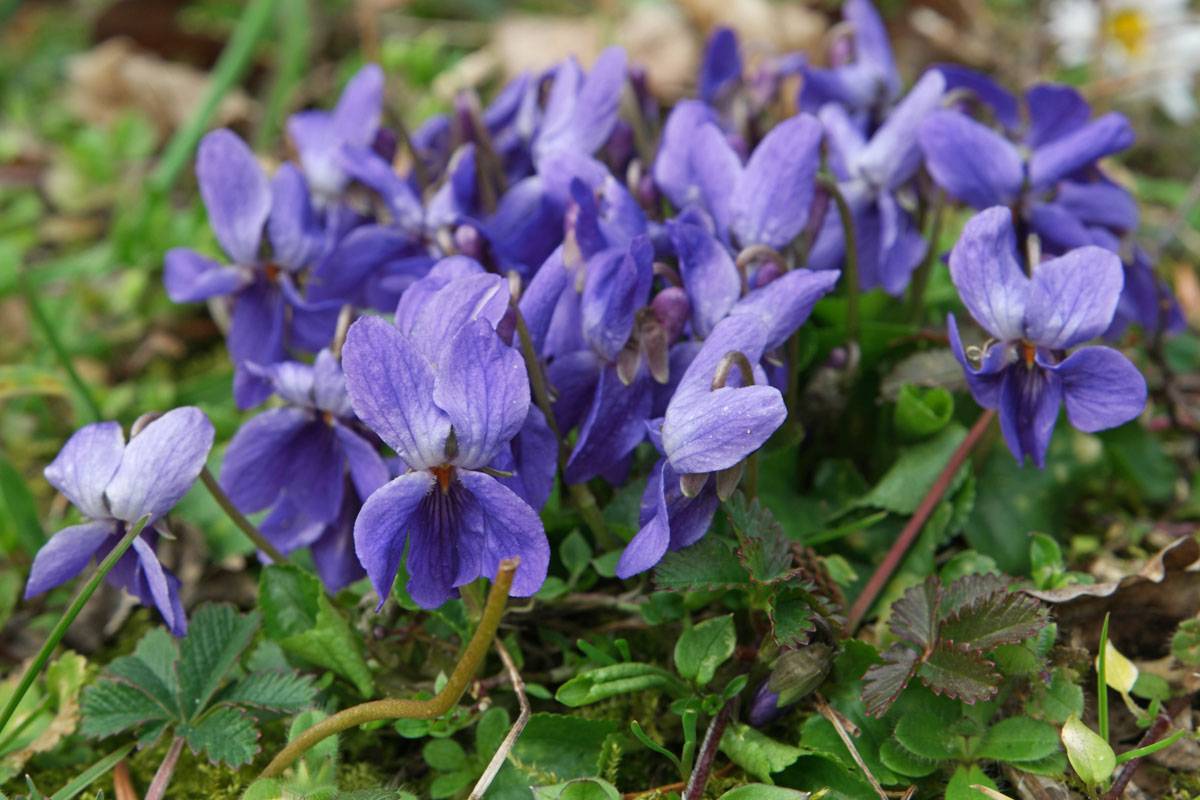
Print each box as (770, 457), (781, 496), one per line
(341, 274), (550, 609)
(948, 207), (1148, 467)
(799, 0), (901, 126)
(24, 408), (215, 635)
(533, 47), (628, 164)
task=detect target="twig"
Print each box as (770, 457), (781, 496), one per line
(681, 699), (734, 800)
(468, 640), (530, 799)
(144, 736), (185, 800)
(259, 559), (519, 777)
(846, 409), (996, 631)
(815, 695), (890, 800)
(199, 468), (289, 565)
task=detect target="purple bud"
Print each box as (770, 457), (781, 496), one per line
(826, 346), (849, 370)
(604, 120), (636, 172)
(371, 128), (398, 164)
(752, 261), (785, 289)
(651, 286), (690, 343)
(748, 681), (785, 727)
(454, 224), (484, 260)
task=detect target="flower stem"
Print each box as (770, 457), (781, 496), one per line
(20, 269), (102, 423)
(845, 409), (995, 632)
(199, 467), (289, 565)
(145, 736), (186, 800)
(0, 517), (148, 739)
(681, 698), (733, 800)
(820, 176), (860, 344)
(907, 192), (944, 323)
(259, 558), (519, 778)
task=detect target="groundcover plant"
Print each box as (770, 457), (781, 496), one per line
(2, 1), (1200, 798)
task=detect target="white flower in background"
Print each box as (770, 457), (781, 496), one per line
(1047, 0), (1200, 121)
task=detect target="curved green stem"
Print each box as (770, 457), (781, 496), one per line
(820, 177), (860, 344)
(0, 517), (148, 739)
(199, 468), (289, 565)
(258, 559), (519, 778)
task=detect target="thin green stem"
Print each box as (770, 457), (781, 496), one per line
(255, 0), (311, 150)
(259, 559), (519, 778)
(199, 468), (289, 564)
(907, 192), (944, 323)
(0, 518), (148, 739)
(20, 271), (102, 422)
(1098, 613), (1111, 743)
(148, 0), (278, 195)
(1114, 728), (1187, 764)
(821, 177), (860, 344)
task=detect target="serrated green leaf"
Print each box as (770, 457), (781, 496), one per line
(945, 764), (998, 800)
(862, 646), (919, 718)
(104, 629), (179, 716)
(555, 664), (687, 708)
(719, 723), (802, 783)
(654, 535), (751, 591)
(177, 604), (259, 719)
(79, 681), (170, 739)
(675, 614), (736, 687)
(879, 739), (939, 778)
(260, 564), (374, 696)
(940, 589), (1047, 652)
(726, 495), (792, 584)
(894, 385), (954, 441)
(769, 588), (817, 648)
(890, 577), (941, 650)
(855, 424), (967, 514)
(975, 717), (1060, 763)
(219, 670), (316, 713)
(181, 706), (259, 767)
(939, 573), (1009, 620)
(534, 778), (622, 800)
(918, 642), (1000, 703)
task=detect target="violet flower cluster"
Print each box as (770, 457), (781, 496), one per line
(25, 0), (1165, 627)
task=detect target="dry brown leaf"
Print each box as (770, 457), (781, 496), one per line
(618, 4), (701, 100)
(492, 15), (604, 80)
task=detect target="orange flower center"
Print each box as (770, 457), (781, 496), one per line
(431, 464), (455, 493)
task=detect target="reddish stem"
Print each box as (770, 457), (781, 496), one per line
(846, 409), (995, 632)
(144, 736), (184, 800)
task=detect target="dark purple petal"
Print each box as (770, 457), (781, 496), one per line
(1028, 112), (1133, 190)
(339, 145), (424, 233)
(731, 268), (841, 350)
(405, 485), (470, 609)
(433, 319), (530, 470)
(308, 225), (418, 305)
(700, 27), (742, 104)
(24, 521), (115, 597)
(132, 536), (181, 634)
(670, 222), (740, 339)
(1024, 84), (1091, 148)
(497, 406), (556, 510)
(196, 129), (269, 265)
(1055, 180), (1138, 232)
(334, 424), (389, 502)
(261, 496), (326, 553)
(858, 69), (945, 189)
(220, 407), (311, 513)
(948, 313), (1010, 408)
(1028, 202), (1094, 252)
(616, 462), (671, 578)
(484, 176), (562, 277)
(581, 239), (653, 360)
(44, 421), (125, 520)
(918, 110), (1023, 208)
(934, 63), (1020, 131)
(342, 316), (451, 470)
(1043, 347), (1146, 432)
(458, 470), (549, 597)
(310, 499), (366, 591)
(1025, 246), (1122, 349)
(997, 364), (1062, 468)
(354, 470), (435, 608)
(163, 249), (247, 302)
(662, 384), (786, 474)
(228, 281), (287, 371)
(547, 349), (602, 433)
(948, 206), (1030, 342)
(731, 113), (822, 248)
(517, 249), (571, 355)
(653, 101), (719, 209)
(284, 420), (345, 524)
(565, 366), (653, 485)
(105, 407), (214, 524)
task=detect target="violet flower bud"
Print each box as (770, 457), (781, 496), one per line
(651, 286), (691, 343)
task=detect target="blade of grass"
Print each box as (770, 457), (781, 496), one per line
(19, 270), (101, 423)
(0, 453), (46, 554)
(49, 743), (137, 800)
(1098, 612), (1111, 743)
(255, 0), (311, 149)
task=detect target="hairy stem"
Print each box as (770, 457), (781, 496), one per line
(846, 409), (995, 631)
(199, 468), (289, 565)
(145, 736), (185, 800)
(682, 699), (733, 800)
(259, 559), (519, 778)
(0, 517), (148, 738)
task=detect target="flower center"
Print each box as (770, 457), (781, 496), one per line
(431, 464), (455, 494)
(1020, 340), (1037, 368)
(1106, 8), (1148, 57)
(264, 262), (283, 282)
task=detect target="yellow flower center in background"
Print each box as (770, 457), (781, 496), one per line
(1107, 8), (1148, 56)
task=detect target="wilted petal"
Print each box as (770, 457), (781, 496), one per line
(1028, 112), (1133, 190)
(105, 407), (214, 524)
(342, 316), (451, 470)
(458, 470), (549, 597)
(671, 222), (740, 339)
(1025, 246), (1122, 348)
(221, 407), (312, 513)
(163, 249), (247, 302)
(998, 364), (1062, 468)
(565, 366), (653, 484)
(1025, 83), (1091, 148)
(354, 470), (435, 607)
(196, 129), (269, 265)
(730, 113), (822, 249)
(433, 319), (530, 469)
(1044, 347), (1146, 432)
(731, 268), (841, 350)
(918, 110), (1023, 208)
(662, 384), (786, 474)
(948, 206), (1030, 341)
(24, 521), (115, 597)
(44, 421), (125, 520)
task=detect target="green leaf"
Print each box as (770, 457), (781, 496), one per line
(862, 646), (919, 718)
(856, 424), (967, 514)
(654, 535), (751, 591)
(180, 706), (259, 766)
(719, 723), (802, 782)
(219, 670), (316, 713)
(104, 629), (180, 717)
(534, 778), (622, 800)
(430, 771), (473, 799)
(945, 764), (999, 800)
(475, 706), (511, 757)
(894, 385), (954, 441)
(1061, 715), (1116, 787)
(718, 786), (811, 799)
(726, 495), (793, 583)
(177, 604), (260, 719)
(79, 680), (170, 739)
(1100, 422), (1176, 503)
(1172, 618), (1200, 666)
(879, 739), (939, 778)
(1029, 533), (1064, 587)
(939, 589), (1048, 652)
(560, 530), (593, 583)
(769, 588), (818, 648)
(423, 738), (468, 771)
(513, 714), (619, 781)
(556, 664), (687, 707)
(675, 614), (737, 687)
(893, 709), (964, 761)
(975, 717), (1060, 763)
(0, 454), (45, 555)
(890, 577), (941, 650)
(260, 564), (374, 696)
(1026, 669), (1084, 725)
(918, 642), (1000, 703)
